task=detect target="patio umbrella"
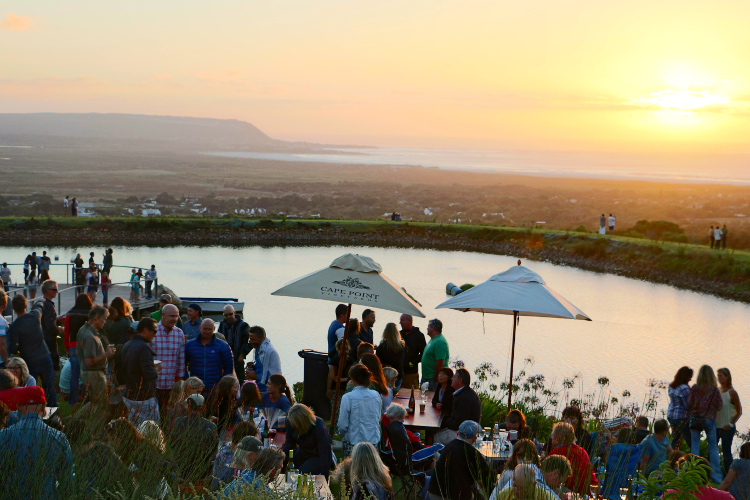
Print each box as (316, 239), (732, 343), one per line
(272, 253), (425, 429)
(436, 260), (591, 408)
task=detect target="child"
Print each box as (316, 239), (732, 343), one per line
(382, 367), (397, 408)
(640, 419), (673, 477)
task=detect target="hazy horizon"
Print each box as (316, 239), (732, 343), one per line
(3, 1), (750, 157)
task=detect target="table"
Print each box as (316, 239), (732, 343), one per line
(477, 440), (513, 464)
(395, 388), (442, 445)
(273, 474), (332, 499)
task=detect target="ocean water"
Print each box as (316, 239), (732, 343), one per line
(208, 148), (750, 185)
(2, 244), (749, 434)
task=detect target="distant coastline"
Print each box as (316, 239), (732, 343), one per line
(206, 147), (750, 186)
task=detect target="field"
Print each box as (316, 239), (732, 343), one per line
(2, 139), (750, 249)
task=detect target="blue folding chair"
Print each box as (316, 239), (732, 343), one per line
(602, 444), (642, 500)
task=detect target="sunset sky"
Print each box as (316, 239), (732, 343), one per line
(2, 1), (749, 153)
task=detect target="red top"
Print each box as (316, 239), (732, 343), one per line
(0, 387), (26, 411)
(667, 486), (734, 500)
(64, 315), (74, 350)
(550, 443), (598, 495)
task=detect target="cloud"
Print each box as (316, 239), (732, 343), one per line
(153, 73), (173, 80)
(0, 75), (109, 99)
(0, 13), (34, 32)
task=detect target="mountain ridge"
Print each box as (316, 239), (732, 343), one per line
(0, 112), (283, 149)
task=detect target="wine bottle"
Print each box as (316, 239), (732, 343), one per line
(408, 386), (416, 414)
(263, 418), (270, 448)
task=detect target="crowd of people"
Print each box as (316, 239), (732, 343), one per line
(0, 278), (747, 499)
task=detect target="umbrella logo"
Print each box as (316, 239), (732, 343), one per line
(332, 276), (370, 290)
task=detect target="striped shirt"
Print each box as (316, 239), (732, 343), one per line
(152, 322), (185, 390)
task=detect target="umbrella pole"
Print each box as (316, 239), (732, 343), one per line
(330, 304), (352, 434)
(507, 311), (518, 410)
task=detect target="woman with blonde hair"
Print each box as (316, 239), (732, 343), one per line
(164, 380), (190, 431)
(348, 442), (394, 500)
(283, 403), (333, 478)
(7, 358), (36, 387)
(376, 323), (405, 391)
(549, 422), (598, 496)
(688, 364), (723, 483)
(137, 420), (166, 453)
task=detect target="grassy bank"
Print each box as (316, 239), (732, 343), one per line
(2, 216), (749, 302)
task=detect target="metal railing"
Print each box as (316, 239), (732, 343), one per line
(2, 262), (159, 320)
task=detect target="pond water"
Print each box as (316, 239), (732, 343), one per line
(2, 244), (748, 430)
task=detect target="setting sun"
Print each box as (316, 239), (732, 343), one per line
(637, 89), (729, 111)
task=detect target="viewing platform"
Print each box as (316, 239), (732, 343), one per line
(2, 262), (172, 320)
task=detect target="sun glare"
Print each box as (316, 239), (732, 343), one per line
(636, 89), (728, 111)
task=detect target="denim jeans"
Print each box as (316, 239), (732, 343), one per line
(668, 417), (691, 450)
(691, 418), (722, 483)
(717, 425), (735, 476)
(26, 355), (57, 407)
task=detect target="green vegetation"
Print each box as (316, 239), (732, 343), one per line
(1, 216), (749, 301)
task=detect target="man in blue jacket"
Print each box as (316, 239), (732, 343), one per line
(185, 318), (233, 393)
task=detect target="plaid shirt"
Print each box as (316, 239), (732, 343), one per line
(152, 322), (186, 390)
(667, 384), (691, 419)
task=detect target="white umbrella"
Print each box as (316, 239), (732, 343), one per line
(272, 253), (425, 318)
(272, 253), (425, 429)
(436, 261), (591, 408)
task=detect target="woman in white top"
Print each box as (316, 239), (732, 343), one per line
(716, 368), (742, 476)
(338, 364), (382, 458)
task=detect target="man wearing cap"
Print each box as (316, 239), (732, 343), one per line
(219, 305), (251, 383)
(170, 393), (219, 482)
(0, 386), (73, 498)
(76, 305), (116, 418)
(144, 264), (157, 299)
(182, 303), (204, 342)
(246, 325), (281, 394)
(150, 293), (184, 329)
(150, 294), (172, 323)
(434, 368), (481, 445)
(7, 294), (56, 405)
(121, 317), (161, 426)
(185, 318), (233, 393)
(152, 304), (186, 410)
(428, 420), (497, 500)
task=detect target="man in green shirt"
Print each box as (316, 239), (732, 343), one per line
(421, 318), (449, 392)
(76, 305), (116, 417)
(150, 294), (172, 322)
